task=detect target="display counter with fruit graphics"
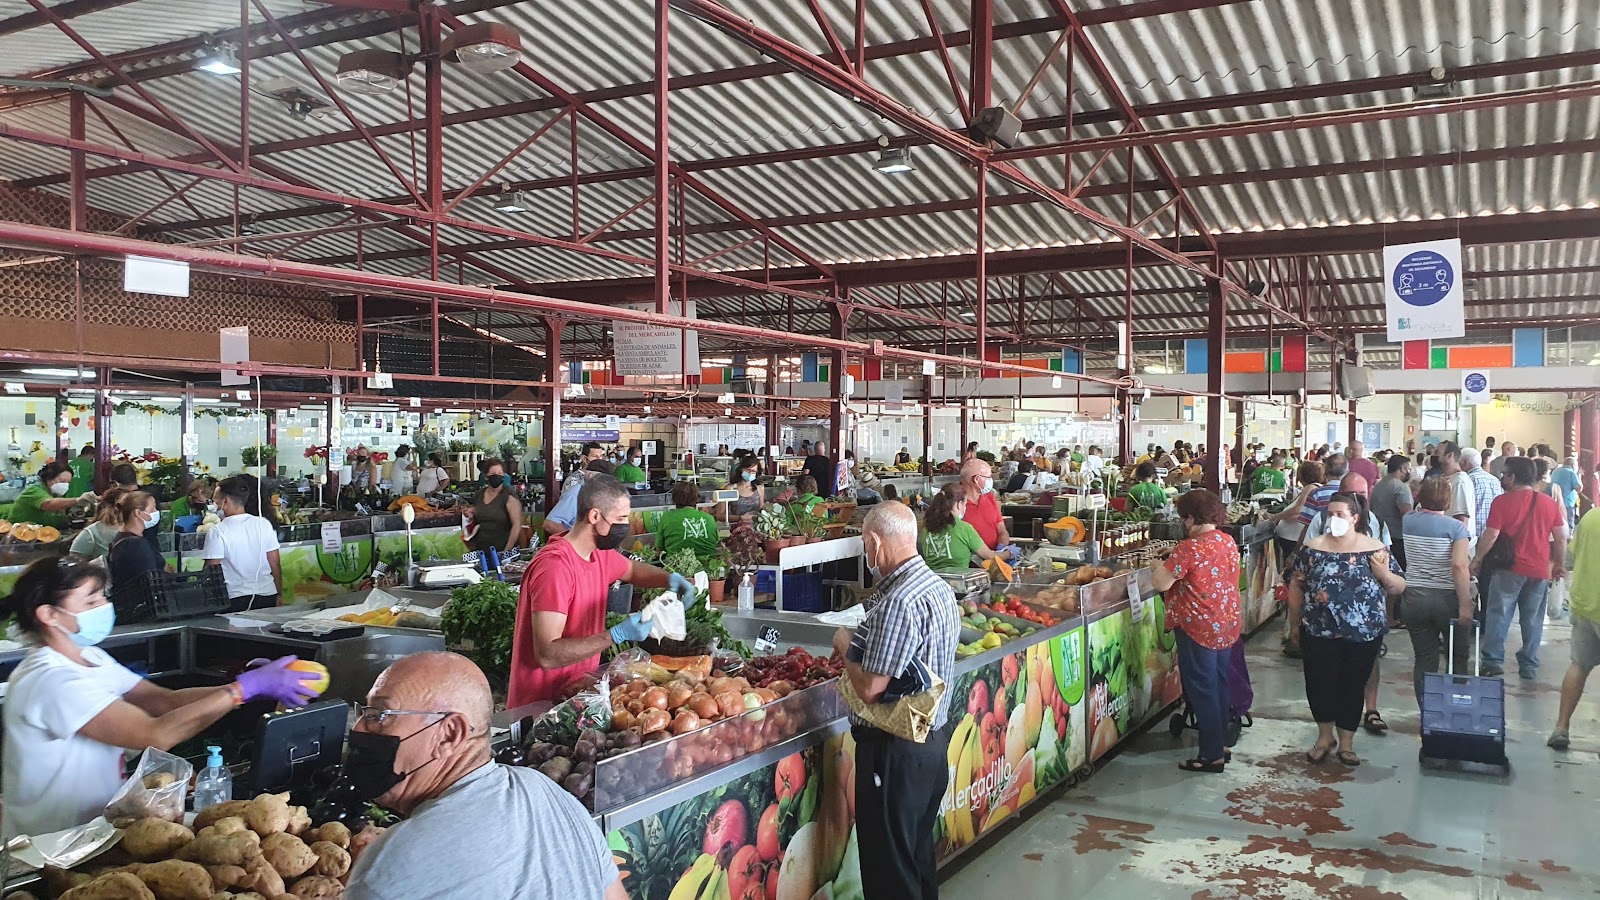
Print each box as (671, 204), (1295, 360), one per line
(1238, 528), (1282, 636)
(1085, 566), (1183, 762)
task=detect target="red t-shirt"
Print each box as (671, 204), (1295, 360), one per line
(1484, 489), (1566, 579)
(962, 491), (1003, 549)
(1163, 530), (1242, 650)
(507, 535), (632, 708)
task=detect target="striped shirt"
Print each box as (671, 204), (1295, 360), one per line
(1401, 510), (1469, 590)
(846, 555), (959, 730)
(1466, 467), (1503, 538)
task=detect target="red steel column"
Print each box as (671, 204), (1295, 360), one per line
(829, 305), (848, 462)
(970, 0), (993, 112)
(69, 91), (86, 361)
(94, 366), (112, 491)
(543, 318), (564, 506)
(975, 162), (987, 369)
(1204, 277), (1225, 493)
(424, 8), (443, 375)
(654, 0), (670, 315)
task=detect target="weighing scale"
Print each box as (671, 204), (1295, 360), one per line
(413, 561), (482, 590)
(1028, 543), (1092, 574)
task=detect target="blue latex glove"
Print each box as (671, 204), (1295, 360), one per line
(667, 573), (697, 604)
(237, 656), (321, 707)
(610, 613), (652, 644)
(1002, 544), (1022, 562)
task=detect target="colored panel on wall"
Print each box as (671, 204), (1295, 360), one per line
(1279, 335), (1308, 373)
(1430, 346), (1450, 369)
(863, 357), (882, 381)
(1512, 329), (1545, 367)
(846, 363), (863, 381)
(1059, 348), (1082, 374)
(1448, 345), (1513, 369)
(801, 352), (819, 382)
(817, 364), (830, 382)
(1224, 352), (1266, 373)
(982, 346), (1001, 378)
(567, 360), (581, 382)
(699, 366), (723, 384)
(1402, 341), (1431, 369)
(1184, 338), (1208, 375)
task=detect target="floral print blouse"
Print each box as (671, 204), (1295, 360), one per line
(1163, 530), (1242, 650)
(1290, 546), (1400, 642)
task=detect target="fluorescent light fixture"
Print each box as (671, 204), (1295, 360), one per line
(335, 50), (411, 95)
(874, 146), (914, 174)
(491, 190), (529, 213)
(1144, 364), (1171, 375)
(197, 47), (242, 76)
(442, 22), (522, 74)
(21, 367), (84, 377)
(959, 310), (976, 319)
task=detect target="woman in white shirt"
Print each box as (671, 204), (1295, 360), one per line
(416, 453), (450, 494)
(202, 475), (283, 612)
(391, 444), (416, 495)
(1, 559), (322, 841)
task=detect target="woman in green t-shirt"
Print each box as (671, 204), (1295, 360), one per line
(657, 480), (720, 558)
(1126, 461), (1169, 511)
(919, 483), (1000, 572)
(170, 477), (214, 520)
(12, 461), (85, 527)
(789, 475), (825, 520)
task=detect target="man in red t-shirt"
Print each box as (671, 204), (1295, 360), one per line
(508, 474), (694, 708)
(1346, 441), (1379, 493)
(1472, 457), (1570, 679)
(958, 458), (1014, 557)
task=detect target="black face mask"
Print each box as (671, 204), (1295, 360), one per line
(593, 520), (630, 551)
(343, 720), (444, 802)
(485, 474), (506, 488)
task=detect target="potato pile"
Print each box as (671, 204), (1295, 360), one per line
(47, 793), (356, 900)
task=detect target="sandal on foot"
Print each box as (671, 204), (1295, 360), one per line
(1307, 744), (1334, 764)
(1362, 710), (1389, 735)
(1336, 750), (1361, 767)
(1548, 730), (1571, 750)
(1179, 757), (1226, 773)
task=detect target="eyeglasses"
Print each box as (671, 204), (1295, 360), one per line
(354, 704), (451, 729)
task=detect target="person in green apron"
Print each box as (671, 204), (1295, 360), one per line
(12, 462), (84, 527)
(66, 446), (96, 497)
(613, 450), (647, 486)
(919, 483), (1000, 573)
(1127, 462), (1169, 511)
(657, 481), (719, 558)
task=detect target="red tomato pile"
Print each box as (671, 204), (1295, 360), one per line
(983, 597), (1058, 626)
(744, 646), (845, 692)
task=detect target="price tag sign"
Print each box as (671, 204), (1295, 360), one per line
(236, 390), (251, 401)
(181, 432), (199, 458)
(320, 521), (343, 554)
(642, 440), (658, 455)
(409, 397), (422, 408)
(1127, 575), (1145, 623)
(3, 382), (23, 395)
(754, 626), (781, 656)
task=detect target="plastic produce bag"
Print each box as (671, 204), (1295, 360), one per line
(640, 592), (687, 641)
(533, 649), (654, 744)
(104, 748), (193, 824)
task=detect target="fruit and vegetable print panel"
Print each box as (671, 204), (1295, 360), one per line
(1087, 596), (1182, 762)
(937, 630), (1087, 860)
(609, 736), (862, 900)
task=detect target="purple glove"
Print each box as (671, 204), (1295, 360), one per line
(237, 656), (320, 707)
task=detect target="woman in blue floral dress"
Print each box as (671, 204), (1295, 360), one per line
(1288, 493), (1406, 765)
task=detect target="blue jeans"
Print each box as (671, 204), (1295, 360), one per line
(1175, 631), (1231, 762)
(1482, 570), (1550, 672)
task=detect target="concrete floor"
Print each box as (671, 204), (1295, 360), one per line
(942, 616), (1600, 899)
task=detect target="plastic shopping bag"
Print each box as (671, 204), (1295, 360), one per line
(640, 592), (688, 641)
(105, 747), (193, 824)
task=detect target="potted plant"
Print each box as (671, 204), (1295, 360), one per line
(498, 441), (525, 474)
(755, 506), (793, 563)
(791, 508), (827, 544)
(703, 550), (730, 606)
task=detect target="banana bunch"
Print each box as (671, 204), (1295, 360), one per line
(668, 853), (730, 900)
(943, 715), (980, 846)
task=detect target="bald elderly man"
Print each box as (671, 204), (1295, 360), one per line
(831, 502), (960, 899)
(343, 652), (625, 900)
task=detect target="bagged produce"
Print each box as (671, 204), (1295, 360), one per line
(639, 592), (687, 641)
(532, 649), (653, 743)
(105, 748), (193, 824)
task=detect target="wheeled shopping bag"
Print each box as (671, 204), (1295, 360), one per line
(1419, 624), (1509, 774)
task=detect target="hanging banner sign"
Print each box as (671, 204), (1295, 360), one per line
(1384, 238), (1465, 343)
(1461, 370), (1491, 406)
(612, 300), (701, 376)
(562, 424), (620, 443)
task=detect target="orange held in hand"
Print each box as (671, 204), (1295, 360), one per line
(287, 659), (330, 695)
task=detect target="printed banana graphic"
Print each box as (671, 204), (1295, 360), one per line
(946, 720), (980, 845)
(669, 853), (718, 900)
(702, 865), (730, 900)
(942, 715), (976, 842)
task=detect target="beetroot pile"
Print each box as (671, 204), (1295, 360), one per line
(744, 648), (845, 692)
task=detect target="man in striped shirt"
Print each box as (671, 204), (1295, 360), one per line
(832, 501), (959, 900)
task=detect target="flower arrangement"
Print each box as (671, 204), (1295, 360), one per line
(239, 445), (278, 467)
(304, 445), (330, 466)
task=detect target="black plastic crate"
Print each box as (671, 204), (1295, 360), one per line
(115, 567), (231, 622)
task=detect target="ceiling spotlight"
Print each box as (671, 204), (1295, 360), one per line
(1414, 66), (1454, 99)
(874, 143), (914, 175)
(490, 189), (529, 213)
(442, 22), (522, 74)
(335, 50), (412, 94)
(197, 47), (242, 76)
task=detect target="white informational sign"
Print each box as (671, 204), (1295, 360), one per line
(125, 255), (190, 297)
(612, 299), (700, 376)
(409, 396), (422, 408)
(1461, 369), (1491, 406)
(327, 448), (346, 468)
(368, 372), (394, 389)
(604, 415), (620, 431)
(182, 432), (199, 458)
(3, 382), (23, 395)
(1384, 238), (1466, 342)
(320, 521), (343, 554)
(1128, 576), (1145, 624)
(641, 440), (658, 456)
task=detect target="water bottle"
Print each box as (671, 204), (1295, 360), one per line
(737, 572), (754, 615)
(193, 745), (232, 812)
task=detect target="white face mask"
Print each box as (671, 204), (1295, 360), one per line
(1327, 516), (1352, 538)
(49, 482), (69, 497)
(142, 509), (161, 527)
(979, 477), (994, 495)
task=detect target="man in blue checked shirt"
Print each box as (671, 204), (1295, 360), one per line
(831, 501), (959, 899)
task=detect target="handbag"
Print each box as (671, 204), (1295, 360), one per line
(1481, 491), (1538, 579)
(837, 655), (946, 743)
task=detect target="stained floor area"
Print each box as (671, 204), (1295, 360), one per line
(942, 615), (1600, 898)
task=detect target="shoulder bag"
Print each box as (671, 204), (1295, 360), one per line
(1481, 491), (1538, 580)
(838, 655), (946, 743)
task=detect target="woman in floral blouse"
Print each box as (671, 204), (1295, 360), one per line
(1153, 490), (1242, 773)
(1288, 492), (1406, 766)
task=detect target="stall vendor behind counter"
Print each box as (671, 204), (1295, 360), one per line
(11, 462), (90, 527)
